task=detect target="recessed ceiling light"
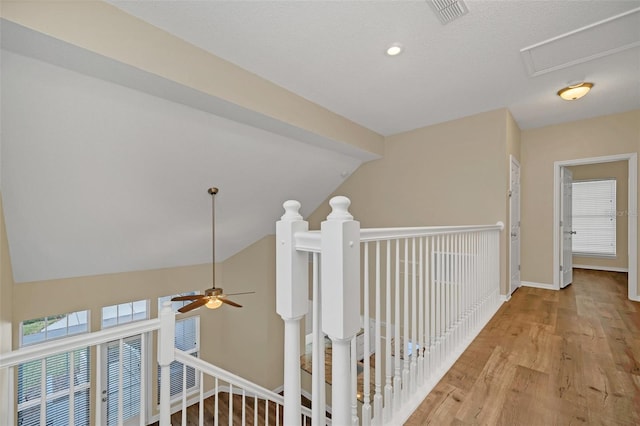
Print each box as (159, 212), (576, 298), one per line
(386, 43), (403, 56)
(557, 82), (594, 101)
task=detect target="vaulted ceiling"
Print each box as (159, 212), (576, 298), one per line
(1, 1), (639, 283)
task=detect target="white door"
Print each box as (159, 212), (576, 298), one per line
(509, 156), (521, 294)
(101, 336), (143, 426)
(560, 167), (574, 288)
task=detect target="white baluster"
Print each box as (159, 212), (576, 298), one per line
(199, 371), (204, 426)
(373, 241), (383, 425)
(430, 236), (436, 375)
(311, 252), (325, 426)
(418, 236), (425, 385)
(321, 196), (361, 426)
(410, 237), (417, 394)
(214, 377), (219, 426)
(445, 234), (451, 356)
(402, 238), (410, 402)
(393, 239), (401, 411)
(363, 242), (371, 426)
(158, 301), (175, 426)
(182, 363), (187, 425)
(384, 240), (393, 421)
(276, 200), (309, 426)
(228, 384), (233, 426)
(351, 338), (358, 426)
(140, 334), (147, 426)
(254, 394), (258, 426)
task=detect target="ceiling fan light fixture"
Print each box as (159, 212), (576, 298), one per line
(205, 297), (223, 309)
(171, 187), (253, 313)
(557, 82), (593, 101)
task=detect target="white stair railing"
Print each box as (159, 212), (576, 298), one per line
(276, 196), (504, 425)
(0, 302), (314, 426)
(0, 318), (160, 426)
(159, 302), (317, 426)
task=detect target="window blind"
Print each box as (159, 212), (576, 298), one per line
(17, 348), (90, 426)
(572, 179), (617, 256)
(106, 337), (142, 425)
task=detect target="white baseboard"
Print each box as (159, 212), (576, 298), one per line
(521, 281), (556, 290)
(500, 293), (511, 302)
(573, 264), (629, 273)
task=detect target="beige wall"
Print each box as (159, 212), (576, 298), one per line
(309, 108), (513, 295)
(210, 235), (283, 391)
(521, 110), (639, 293)
(1, 195), (15, 423)
(569, 161), (628, 270)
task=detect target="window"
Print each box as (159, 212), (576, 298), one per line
(18, 311), (90, 426)
(158, 291), (199, 312)
(102, 299), (149, 328)
(572, 179), (617, 257)
(20, 310), (89, 347)
(157, 294), (200, 403)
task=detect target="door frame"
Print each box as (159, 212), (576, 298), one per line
(553, 153), (638, 300)
(509, 155), (521, 295)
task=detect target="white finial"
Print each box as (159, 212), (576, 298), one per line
(327, 196), (353, 221)
(281, 200), (303, 221)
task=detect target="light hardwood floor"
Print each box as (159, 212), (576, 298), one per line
(405, 269), (640, 426)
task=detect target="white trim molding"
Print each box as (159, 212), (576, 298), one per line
(553, 153), (638, 301)
(521, 281), (556, 290)
(573, 264), (629, 273)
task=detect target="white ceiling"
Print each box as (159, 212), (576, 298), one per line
(1, 1), (639, 283)
(107, 0), (640, 135)
(1, 50), (361, 283)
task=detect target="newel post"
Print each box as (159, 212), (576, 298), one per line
(158, 301), (176, 426)
(276, 200), (309, 426)
(321, 196), (361, 426)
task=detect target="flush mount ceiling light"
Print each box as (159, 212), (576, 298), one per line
(386, 43), (403, 56)
(557, 82), (594, 100)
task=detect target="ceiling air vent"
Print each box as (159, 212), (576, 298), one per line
(429, 0), (469, 25)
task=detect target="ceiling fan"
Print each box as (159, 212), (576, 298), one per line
(172, 187), (253, 313)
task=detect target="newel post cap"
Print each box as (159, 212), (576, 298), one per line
(327, 196), (353, 221)
(496, 221), (505, 230)
(281, 200), (303, 221)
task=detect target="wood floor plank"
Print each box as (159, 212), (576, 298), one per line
(405, 269), (640, 426)
(454, 345), (518, 425)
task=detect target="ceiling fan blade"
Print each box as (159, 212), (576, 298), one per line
(178, 298), (208, 313)
(224, 291), (255, 296)
(219, 297), (242, 308)
(172, 295), (204, 301)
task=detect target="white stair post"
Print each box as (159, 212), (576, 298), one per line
(158, 301), (176, 426)
(321, 196), (361, 426)
(276, 200), (309, 426)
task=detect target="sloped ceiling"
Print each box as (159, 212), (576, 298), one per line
(1, 0), (639, 283)
(1, 48), (362, 283)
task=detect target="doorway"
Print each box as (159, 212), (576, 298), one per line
(553, 153), (638, 300)
(509, 155), (521, 294)
(101, 335), (145, 426)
